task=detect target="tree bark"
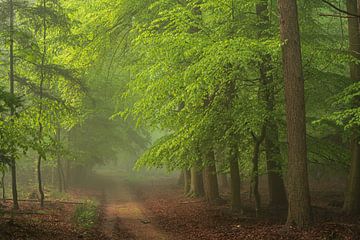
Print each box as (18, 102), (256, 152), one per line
(343, 0), (360, 215)
(184, 169), (191, 194)
(56, 127), (65, 193)
(9, 0), (19, 210)
(218, 174), (229, 190)
(1, 169), (5, 202)
(256, 0), (288, 208)
(203, 150), (220, 203)
(37, 0), (47, 208)
(250, 127), (266, 216)
(190, 166), (204, 197)
(229, 143), (242, 212)
(278, 0), (312, 228)
(178, 170), (185, 186)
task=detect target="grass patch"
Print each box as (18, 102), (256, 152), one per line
(73, 200), (99, 228)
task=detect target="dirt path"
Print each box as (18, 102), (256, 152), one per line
(98, 176), (170, 240)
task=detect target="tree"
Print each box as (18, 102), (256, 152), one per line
(8, 0), (19, 210)
(256, 0), (287, 208)
(343, 0), (360, 215)
(278, 0), (312, 228)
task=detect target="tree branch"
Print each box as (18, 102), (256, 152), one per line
(321, 0), (360, 18)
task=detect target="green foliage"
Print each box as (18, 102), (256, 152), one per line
(73, 200), (99, 229)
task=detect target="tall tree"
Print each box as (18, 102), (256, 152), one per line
(256, 0), (287, 208)
(8, 0), (19, 210)
(278, 0), (312, 228)
(343, 0), (360, 215)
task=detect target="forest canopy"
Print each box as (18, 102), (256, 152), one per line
(0, 0), (359, 231)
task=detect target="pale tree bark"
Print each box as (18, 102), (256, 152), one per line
(278, 0), (312, 228)
(343, 0), (360, 215)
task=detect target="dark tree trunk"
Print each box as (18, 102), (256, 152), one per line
(37, 0), (47, 208)
(37, 155), (45, 207)
(278, 0), (312, 228)
(190, 167), (204, 197)
(251, 127), (266, 216)
(203, 150), (220, 203)
(9, 0), (19, 210)
(229, 143), (242, 212)
(343, 0), (360, 215)
(184, 169), (191, 194)
(265, 121), (288, 207)
(256, 0), (287, 208)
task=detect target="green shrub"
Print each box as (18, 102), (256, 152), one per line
(73, 200), (99, 228)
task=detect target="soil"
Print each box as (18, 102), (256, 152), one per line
(0, 173), (360, 240)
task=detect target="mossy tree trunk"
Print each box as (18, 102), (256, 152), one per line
(343, 0), (360, 215)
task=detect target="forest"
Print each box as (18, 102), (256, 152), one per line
(0, 0), (360, 239)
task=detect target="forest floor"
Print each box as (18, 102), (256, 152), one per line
(1, 172), (360, 240)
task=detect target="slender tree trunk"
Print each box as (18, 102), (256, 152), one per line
(251, 128), (265, 216)
(37, 0), (47, 208)
(57, 159), (64, 192)
(203, 150), (220, 203)
(37, 155), (45, 207)
(229, 143), (242, 212)
(278, 0), (311, 228)
(56, 127), (64, 192)
(190, 166), (204, 197)
(256, 0), (287, 208)
(184, 169), (191, 194)
(9, 0), (19, 210)
(343, 0), (360, 215)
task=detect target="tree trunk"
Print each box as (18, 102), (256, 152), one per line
(256, 0), (287, 208)
(37, 155), (45, 207)
(178, 170), (185, 186)
(1, 170), (5, 202)
(203, 150), (220, 203)
(278, 0), (312, 228)
(265, 121), (288, 207)
(343, 0), (360, 215)
(229, 143), (242, 212)
(56, 127), (65, 192)
(57, 159), (64, 192)
(9, 0), (19, 210)
(37, 0), (47, 208)
(184, 169), (191, 194)
(190, 167), (204, 197)
(218, 174), (229, 190)
(251, 132), (265, 216)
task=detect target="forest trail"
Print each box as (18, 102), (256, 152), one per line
(96, 174), (170, 240)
